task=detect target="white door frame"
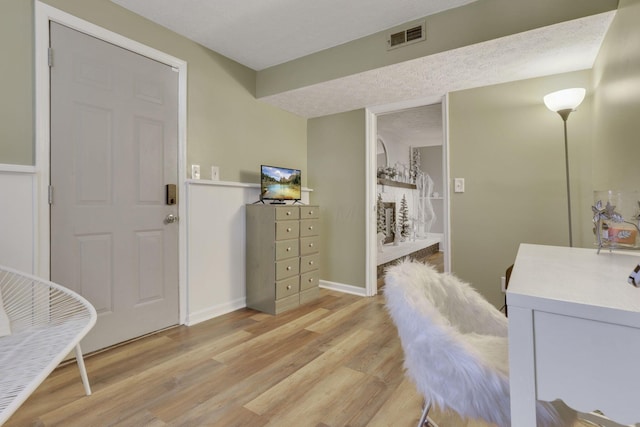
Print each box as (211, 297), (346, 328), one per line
(365, 94), (452, 296)
(34, 1), (188, 324)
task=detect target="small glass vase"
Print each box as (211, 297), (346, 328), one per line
(593, 190), (640, 252)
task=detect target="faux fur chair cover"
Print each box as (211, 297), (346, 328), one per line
(384, 260), (567, 427)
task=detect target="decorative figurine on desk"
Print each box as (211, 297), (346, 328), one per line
(592, 197), (640, 253)
(628, 263), (640, 287)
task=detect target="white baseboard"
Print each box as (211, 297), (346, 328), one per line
(187, 281), (367, 326)
(186, 297), (246, 326)
(187, 280), (369, 325)
(319, 279), (367, 297)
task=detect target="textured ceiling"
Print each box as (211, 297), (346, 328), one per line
(378, 104), (443, 149)
(110, 0), (478, 71)
(261, 12), (615, 118)
(110, 1), (614, 121)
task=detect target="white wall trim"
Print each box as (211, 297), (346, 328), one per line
(442, 94), (452, 273)
(0, 164), (37, 174)
(188, 179), (260, 188)
(367, 97), (443, 115)
(34, 1), (189, 324)
(187, 179), (314, 194)
(186, 297), (246, 326)
(319, 280), (367, 297)
(365, 110), (377, 297)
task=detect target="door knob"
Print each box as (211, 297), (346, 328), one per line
(164, 214), (178, 224)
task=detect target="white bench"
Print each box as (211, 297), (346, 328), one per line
(0, 265), (97, 425)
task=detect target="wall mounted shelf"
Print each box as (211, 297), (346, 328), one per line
(377, 178), (417, 190)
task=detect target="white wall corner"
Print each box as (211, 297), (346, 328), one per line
(186, 297), (247, 326)
(319, 279), (368, 297)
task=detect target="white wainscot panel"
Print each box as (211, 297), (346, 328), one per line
(185, 180), (309, 325)
(0, 166), (36, 273)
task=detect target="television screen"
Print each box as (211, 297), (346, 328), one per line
(260, 165), (301, 203)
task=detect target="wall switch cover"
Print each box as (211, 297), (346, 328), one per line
(211, 166), (220, 181)
(191, 164), (200, 179)
(454, 178), (465, 193)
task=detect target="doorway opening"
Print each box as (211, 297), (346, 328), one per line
(365, 96), (451, 296)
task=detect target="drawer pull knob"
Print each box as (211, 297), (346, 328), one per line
(287, 247), (291, 251)
(286, 266), (292, 271)
(309, 211), (313, 215)
(287, 227), (292, 232)
(286, 211), (291, 216)
(308, 226), (313, 230)
(308, 278), (313, 282)
(309, 243), (314, 247)
(287, 285), (292, 290)
(309, 261), (314, 265)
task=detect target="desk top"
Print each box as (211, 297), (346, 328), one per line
(507, 244), (640, 327)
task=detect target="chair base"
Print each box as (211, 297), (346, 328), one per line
(418, 400), (439, 427)
(74, 344), (91, 396)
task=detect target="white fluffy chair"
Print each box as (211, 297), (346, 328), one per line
(384, 259), (568, 427)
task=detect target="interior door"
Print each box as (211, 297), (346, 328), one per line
(50, 22), (179, 354)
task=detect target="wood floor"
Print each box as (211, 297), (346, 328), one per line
(6, 279), (484, 427)
(377, 251), (444, 289)
(7, 268), (587, 427)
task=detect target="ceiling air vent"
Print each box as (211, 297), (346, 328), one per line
(387, 22), (426, 50)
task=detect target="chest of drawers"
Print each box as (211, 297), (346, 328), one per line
(245, 204), (320, 314)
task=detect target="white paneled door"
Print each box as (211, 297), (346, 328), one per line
(50, 22), (179, 353)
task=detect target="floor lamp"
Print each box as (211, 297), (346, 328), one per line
(543, 87), (586, 247)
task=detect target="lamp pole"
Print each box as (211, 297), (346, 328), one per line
(558, 109), (573, 247)
(544, 88), (585, 248)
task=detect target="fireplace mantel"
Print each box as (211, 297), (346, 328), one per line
(377, 178), (417, 190)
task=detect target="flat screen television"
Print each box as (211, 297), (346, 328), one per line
(260, 165), (301, 204)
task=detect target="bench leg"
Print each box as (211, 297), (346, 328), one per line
(74, 344), (92, 396)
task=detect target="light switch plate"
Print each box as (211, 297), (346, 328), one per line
(454, 178), (465, 193)
(211, 166), (220, 181)
(191, 164), (200, 180)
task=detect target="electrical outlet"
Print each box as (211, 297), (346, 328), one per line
(211, 166), (219, 181)
(191, 164), (200, 180)
(454, 178), (465, 193)
(500, 276), (506, 293)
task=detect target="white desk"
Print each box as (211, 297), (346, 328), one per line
(507, 244), (640, 426)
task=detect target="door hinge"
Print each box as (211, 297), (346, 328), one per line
(48, 47), (53, 67)
(48, 185), (53, 204)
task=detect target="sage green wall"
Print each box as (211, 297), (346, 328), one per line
(256, 0), (617, 98)
(448, 70), (594, 308)
(592, 0), (640, 190)
(308, 110), (367, 288)
(0, 0), (34, 165)
(0, 0), (307, 183)
(449, 0), (640, 308)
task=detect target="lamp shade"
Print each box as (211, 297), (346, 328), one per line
(543, 88), (586, 112)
